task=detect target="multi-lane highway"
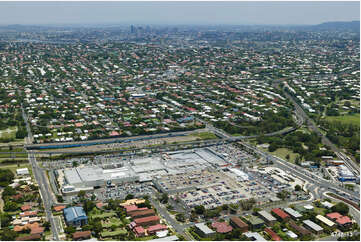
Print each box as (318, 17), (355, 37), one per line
(22, 104), (60, 241)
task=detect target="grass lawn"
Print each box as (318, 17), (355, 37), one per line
(102, 218), (123, 228)
(325, 114), (360, 127)
(270, 148), (300, 163)
(0, 163), (32, 175)
(91, 212), (116, 219)
(259, 146), (300, 163)
(134, 235), (157, 241)
(0, 126), (17, 139)
(101, 229), (127, 238)
(314, 207), (327, 216)
(191, 132), (218, 140)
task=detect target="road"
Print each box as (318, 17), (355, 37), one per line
(21, 105), (60, 241)
(240, 141), (360, 201)
(150, 196), (193, 240)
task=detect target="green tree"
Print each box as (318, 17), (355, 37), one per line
(0, 169), (15, 187)
(332, 202), (349, 216)
(0, 228), (17, 240)
(0, 213), (12, 227)
(56, 195), (64, 203)
(160, 193), (169, 204)
(4, 201), (18, 211)
(83, 200), (96, 214)
(2, 186), (16, 197)
(286, 154), (290, 161)
(295, 184), (302, 191)
(276, 190), (290, 201)
(176, 213), (186, 222)
(194, 205), (205, 215)
(125, 194), (134, 200)
(64, 225), (76, 234)
(43, 221), (51, 231)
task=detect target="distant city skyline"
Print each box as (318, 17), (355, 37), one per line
(0, 1), (359, 26)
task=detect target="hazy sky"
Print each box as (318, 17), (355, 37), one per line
(0, 1), (359, 25)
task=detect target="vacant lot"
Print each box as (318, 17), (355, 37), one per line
(259, 146), (300, 163)
(191, 131), (218, 140)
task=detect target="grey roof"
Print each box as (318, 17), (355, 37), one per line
(195, 223), (214, 235)
(247, 215), (265, 225)
(284, 207), (302, 218)
(64, 166), (137, 185)
(258, 210), (277, 221)
(150, 235), (179, 241)
(244, 232), (267, 241)
(64, 169), (82, 184)
(303, 219), (324, 232)
(77, 167), (103, 182)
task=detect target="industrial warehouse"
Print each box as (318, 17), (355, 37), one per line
(56, 148), (231, 194)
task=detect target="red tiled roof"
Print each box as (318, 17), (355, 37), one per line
(134, 216), (160, 224)
(230, 216), (248, 229)
(20, 211), (37, 217)
(14, 222), (40, 232)
(96, 202), (105, 209)
(72, 230), (91, 239)
(124, 204), (139, 213)
(31, 226), (44, 235)
(327, 212), (342, 220)
(211, 222), (233, 233)
(21, 205), (32, 211)
(147, 224), (167, 233)
(130, 209), (155, 218)
(134, 226), (145, 234)
(12, 194), (23, 200)
(75, 123), (83, 127)
(265, 227), (281, 241)
(336, 216), (352, 225)
(272, 208), (290, 219)
(53, 205), (66, 212)
(14, 225), (25, 232)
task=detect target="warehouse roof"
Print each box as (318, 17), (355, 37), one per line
(258, 210), (277, 222)
(284, 207), (302, 219)
(150, 235), (179, 241)
(289, 220), (311, 236)
(148, 224), (168, 233)
(134, 215), (160, 224)
(230, 216), (248, 229)
(130, 209), (155, 218)
(64, 206), (87, 223)
(244, 232), (266, 241)
(264, 227), (281, 241)
(316, 215), (335, 227)
(247, 215), (265, 225)
(303, 219), (324, 232)
(195, 223), (214, 235)
(271, 208), (290, 220)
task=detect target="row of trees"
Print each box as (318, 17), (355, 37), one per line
(257, 130), (334, 164)
(320, 120), (360, 163)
